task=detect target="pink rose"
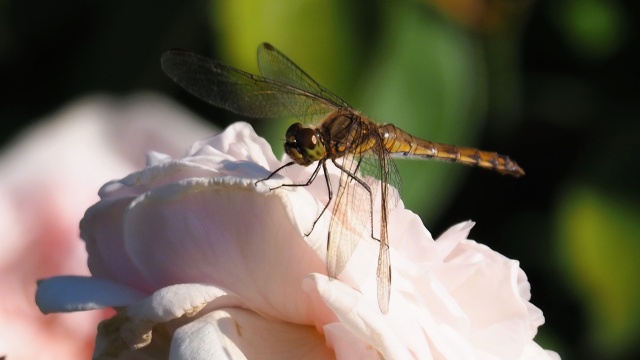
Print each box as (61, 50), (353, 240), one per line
(0, 94), (213, 360)
(36, 122), (558, 359)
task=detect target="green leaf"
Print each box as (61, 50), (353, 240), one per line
(358, 4), (487, 220)
(556, 184), (640, 356)
(211, 1), (489, 220)
(553, 0), (625, 60)
(211, 0), (360, 155)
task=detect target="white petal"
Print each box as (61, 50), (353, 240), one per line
(324, 323), (380, 359)
(303, 274), (411, 359)
(81, 196), (156, 290)
(127, 284), (237, 323)
(120, 176), (326, 322)
(188, 122), (281, 172)
(171, 308), (333, 360)
(36, 276), (146, 314)
(433, 220), (476, 259)
(93, 284), (240, 358)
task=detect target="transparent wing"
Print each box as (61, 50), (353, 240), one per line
(257, 43), (351, 110)
(161, 49), (338, 119)
(374, 144), (392, 314)
(358, 150), (402, 204)
(326, 134), (397, 314)
(326, 154), (369, 279)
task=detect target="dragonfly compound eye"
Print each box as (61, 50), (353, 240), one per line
(296, 128), (325, 162)
(284, 144), (305, 164)
(285, 123), (303, 141)
(284, 124), (320, 166)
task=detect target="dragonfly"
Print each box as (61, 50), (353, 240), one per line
(161, 43), (524, 314)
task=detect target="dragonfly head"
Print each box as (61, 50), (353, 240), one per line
(284, 123), (326, 166)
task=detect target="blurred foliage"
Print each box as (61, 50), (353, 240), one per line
(212, 0), (361, 166)
(428, 0), (532, 32)
(556, 184), (640, 357)
(211, 0), (487, 220)
(1, 0), (639, 359)
(552, 0), (625, 60)
(357, 2), (485, 220)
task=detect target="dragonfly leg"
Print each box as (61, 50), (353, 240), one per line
(255, 160), (329, 237)
(272, 161), (330, 236)
(271, 160), (323, 189)
(255, 161), (296, 188)
(304, 161), (333, 236)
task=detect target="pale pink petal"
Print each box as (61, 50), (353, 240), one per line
(36, 276), (146, 313)
(171, 308), (334, 360)
(33, 121), (558, 359)
(92, 284), (241, 358)
(120, 176), (326, 323)
(324, 323), (380, 359)
(81, 197), (156, 291)
(2, 94), (216, 360)
(187, 122), (281, 172)
(304, 274), (413, 359)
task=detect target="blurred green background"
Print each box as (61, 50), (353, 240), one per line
(1, 0), (638, 358)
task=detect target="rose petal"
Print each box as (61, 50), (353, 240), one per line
(36, 276), (146, 314)
(34, 121), (558, 359)
(93, 284), (242, 358)
(171, 308), (334, 360)
(324, 323), (380, 359)
(82, 197), (156, 292)
(188, 122), (281, 172)
(120, 176), (327, 323)
(304, 274), (412, 359)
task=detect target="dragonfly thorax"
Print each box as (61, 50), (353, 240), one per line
(284, 122), (327, 166)
(320, 111), (376, 157)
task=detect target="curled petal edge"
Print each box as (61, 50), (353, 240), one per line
(94, 283), (245, 357)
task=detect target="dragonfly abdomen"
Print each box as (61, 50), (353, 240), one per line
(380, 124), (525, 177)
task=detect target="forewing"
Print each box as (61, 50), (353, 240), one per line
(161, 49), (337, 119)
(257, 43), (351, 110)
